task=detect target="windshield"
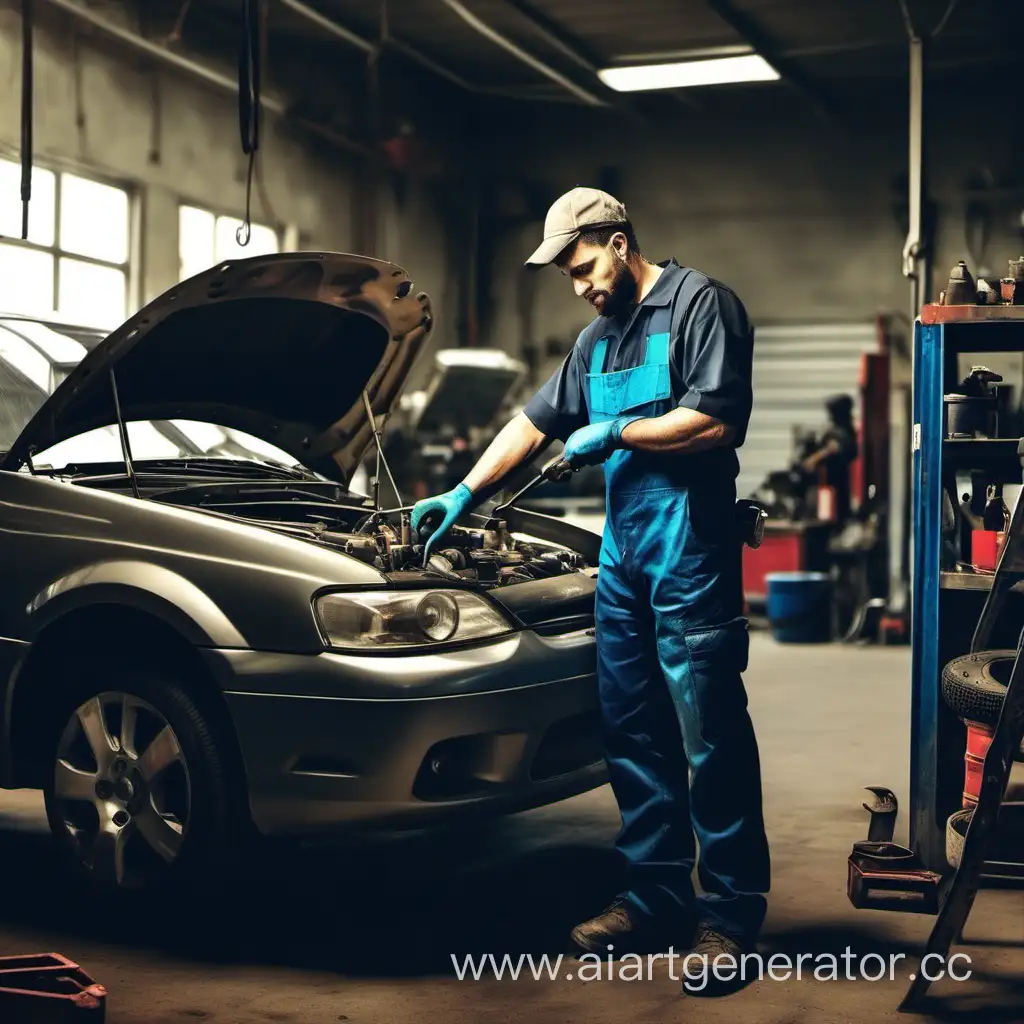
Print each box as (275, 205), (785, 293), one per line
(0, 317), (304, 473)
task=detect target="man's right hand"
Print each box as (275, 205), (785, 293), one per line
(411, 483), (475, 561)
(410, 411), (547, 563)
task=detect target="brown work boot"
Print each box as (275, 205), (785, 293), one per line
(569, 896), (688, 957)
(680, 923), (754, 997)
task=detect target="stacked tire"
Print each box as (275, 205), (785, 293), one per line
(945, 807), (972, 870)
(940, 650), (1024, 870)
(941, 650), (1024, 753)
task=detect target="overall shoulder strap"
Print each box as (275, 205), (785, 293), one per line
(589, 335), (609, 374)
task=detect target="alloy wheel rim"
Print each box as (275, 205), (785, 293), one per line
(53, 692), (191, 887)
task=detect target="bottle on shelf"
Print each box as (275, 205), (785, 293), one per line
(983, 484), (1009, 532)
(973, 484), (1010, 570)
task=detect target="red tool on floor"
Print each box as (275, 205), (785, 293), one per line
(0, 953), (106, 1021)
(847, 787), (943, 916)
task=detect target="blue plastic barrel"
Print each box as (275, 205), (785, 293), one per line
(765, 571), (832, 643)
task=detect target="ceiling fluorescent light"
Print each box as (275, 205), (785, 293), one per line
(612, 45), (753, 63)
(598, 54), (780, 91)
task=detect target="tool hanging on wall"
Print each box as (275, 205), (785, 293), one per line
(20, 0), (34, 239)
(236, 0), (262, 246)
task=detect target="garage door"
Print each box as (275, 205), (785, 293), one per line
(737, 322), (881, 501)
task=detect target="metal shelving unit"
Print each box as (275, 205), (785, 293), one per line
(943, 438), (1021, 463)
(911, 307), (1024, 871)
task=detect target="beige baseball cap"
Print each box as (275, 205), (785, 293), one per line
(525, 186), (628, 267)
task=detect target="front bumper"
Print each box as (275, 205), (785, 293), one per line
(200, 628), (605, 836)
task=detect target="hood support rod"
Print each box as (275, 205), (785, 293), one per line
(109, 368), (139, 500)
(362, 390), (402, 510)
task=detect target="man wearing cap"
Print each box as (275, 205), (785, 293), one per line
(411, 188), (770, 994)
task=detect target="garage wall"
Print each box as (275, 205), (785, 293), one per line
(479, 76), (1024, 360)
(0, 2), (460, 382)
(476, 76), (1022, 506)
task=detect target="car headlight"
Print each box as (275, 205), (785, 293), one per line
(314, 589), (513, 650)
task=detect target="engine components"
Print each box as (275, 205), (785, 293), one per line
(179, 486), (592, 584)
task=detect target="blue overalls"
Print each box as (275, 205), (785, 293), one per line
(586, 291), (770, 944)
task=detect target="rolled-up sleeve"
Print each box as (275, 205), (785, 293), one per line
(676, 285), (753, 436)
(523, 341), (589, 442)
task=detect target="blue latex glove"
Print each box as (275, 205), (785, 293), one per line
(411, 483), (475, 561)
(563, 416), (642, 468)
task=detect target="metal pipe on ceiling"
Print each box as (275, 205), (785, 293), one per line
(488, 0), (699, 111)
(276, 0), (479, 92)
(275, 2), (572, 99)
(440, 0), (606, 107)
(277, 0), (612, 102)
(41, 0), (287, 112)
(384, 36), (474, 89)
(276, 0), (375, 53)
(492, 0), (598, 74)
(36, 0), (371, 156)
(699, 0), (835, 122)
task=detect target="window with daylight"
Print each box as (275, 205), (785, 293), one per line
(0, 158), (131, 330)
(178, 204), (280, 282)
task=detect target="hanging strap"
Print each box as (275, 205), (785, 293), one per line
(20, 0), (33, 240)
(236, 0), (262, 246)
(590, 336), (609, 375)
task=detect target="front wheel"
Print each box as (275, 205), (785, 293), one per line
(43, 667), (241, 892)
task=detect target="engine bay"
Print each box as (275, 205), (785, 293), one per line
(344, 516), (591, 585)
(158, 485), (593, 587)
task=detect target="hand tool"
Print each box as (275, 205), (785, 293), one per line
(416, 453), (574, 566)
(490, 453), (574, 520)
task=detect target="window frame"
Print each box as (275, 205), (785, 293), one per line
(176, 197), (283, 283)
(0, 152), (139, 326)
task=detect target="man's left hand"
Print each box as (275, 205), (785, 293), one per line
(563, 416), (641, 468)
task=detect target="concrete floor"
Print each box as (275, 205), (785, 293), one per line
(0, 635), (1021, 1023)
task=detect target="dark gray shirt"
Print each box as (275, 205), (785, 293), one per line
(523, 260), (754, 454)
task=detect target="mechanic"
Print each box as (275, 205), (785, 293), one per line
(411, 187), (770, 995)
(801, 393), (859, 524)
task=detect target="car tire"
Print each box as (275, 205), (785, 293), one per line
(941, 650), (1024, 761)
(43, 661), (243, 893)
(945, 808), (972, 870)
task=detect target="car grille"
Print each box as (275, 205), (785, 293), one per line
(530, 614), (595, 637)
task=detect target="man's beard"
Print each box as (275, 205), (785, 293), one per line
(588, 254), (637, 318)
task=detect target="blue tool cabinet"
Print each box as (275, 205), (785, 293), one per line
(911, 308), (1024, 871)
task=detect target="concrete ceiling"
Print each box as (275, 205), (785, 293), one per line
(269, 0), (1020, 104)
(142, 0), (1021, 103)
(97, 0), (1022, 156)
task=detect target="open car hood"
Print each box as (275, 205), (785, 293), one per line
(0, 253), (433, 483)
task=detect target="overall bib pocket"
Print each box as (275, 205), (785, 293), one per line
(586, 333), (672, 419)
